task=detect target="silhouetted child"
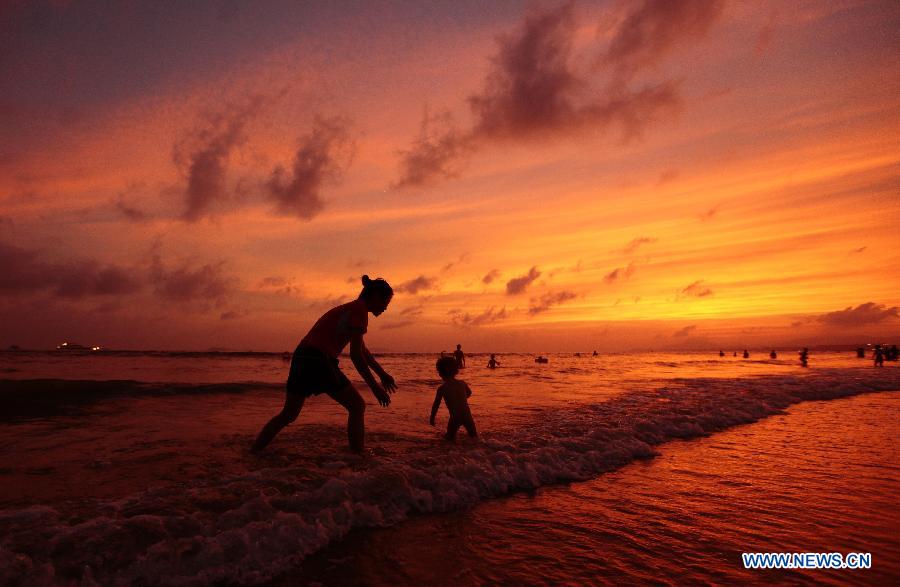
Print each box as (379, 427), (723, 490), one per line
(430, 356), (477, 441)
(874, 345), (884, 367)
(487, 354), (500, 369)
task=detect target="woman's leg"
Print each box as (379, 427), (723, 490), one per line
(445, 415), (461, 440)
(462, 414), (478, 438)
(251, 393), (305, 452)
(326, 384), (367, 453)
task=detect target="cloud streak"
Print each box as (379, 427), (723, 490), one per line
(450, 306), (509, 327)
(394, 0), (725, 187)
(681, 280), (713, 298)
(816, 302), (899, 327)
(506, 266), (541, 295)
(528, 290), (577, 315)
(175, 98), (262, 222)
(267, 116), (355, 219)
(0, 241), (141, 299)
(603, 262), (636, 284)
(396, 275), (438, 295)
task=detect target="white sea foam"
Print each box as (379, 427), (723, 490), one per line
(1, 368), (899, 585)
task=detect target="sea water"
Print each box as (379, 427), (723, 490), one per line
(0, 350), (897, 584)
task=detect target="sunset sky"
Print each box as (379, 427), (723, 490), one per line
(2, 0), (899, 352)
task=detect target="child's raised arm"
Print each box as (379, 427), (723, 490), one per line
(429, 387), (443, 425)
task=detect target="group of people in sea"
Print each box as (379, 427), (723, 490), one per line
(716, 345), (897, 368)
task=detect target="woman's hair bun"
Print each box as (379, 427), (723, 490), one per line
(361, 275), (371, 285)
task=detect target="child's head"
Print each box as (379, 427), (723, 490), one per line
(436, 356), (458, 380)
(359, 275), (393, 315)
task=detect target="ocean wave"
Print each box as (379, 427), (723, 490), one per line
(1, 369), (899, 585)
(0, 379), (280, 422)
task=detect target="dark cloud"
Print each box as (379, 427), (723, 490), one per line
(482, 269), (501, 284)
(603, 261), (636, 284)
(396, 275), (438, 295)
(150, 253), (235, 303)
(394, 0), (721, 187)
(673, 324), (697, 337)
(175, 98), (262, 222)
(0, 241), (141, 298)
(470, 2), (678, 140)
(816, 302), (899, 327)
(468, 3), (579, 139)
(528, 290), (577, 315)
(506, 266), (541, 295)
(394, 111), (474, 188)
(621, 236), (657, 254)
(604, 0), (726, 78)
(450, 306), (509, 327)
(267, 116), (355, 219)
(681, 280), (713, 298)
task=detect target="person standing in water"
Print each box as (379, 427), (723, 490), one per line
(874, 345), (884, 367)
(487, 354), (500, 369)
(453, 343), (466, 369)
(252, 276), (397, 454)
(770, 350), (777, 359)
(743, 349), (750, 359)
(799, 347), (809, 367)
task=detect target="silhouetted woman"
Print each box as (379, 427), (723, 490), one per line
(252, 276), (396, 454)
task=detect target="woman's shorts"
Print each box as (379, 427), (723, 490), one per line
(286, 346), (351, 397)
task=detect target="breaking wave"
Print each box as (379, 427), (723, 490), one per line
(1, 369), (899, 585)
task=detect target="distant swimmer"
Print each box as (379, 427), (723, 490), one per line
(719, 350), (725, 357)
(743, 350), (750, 359)
(487, 354), (500, 369)
(252, 276), (396, 454)
(431, 356), (477, 441)
(575, 352), (581, 357)
(770, 350), (777, 359)
(535, 356), (548, 363)
(593, 350), (598, 356)
(874, 345), (884, 367)
(453, 344), (466, 369)
(799, 347), (809, 368)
